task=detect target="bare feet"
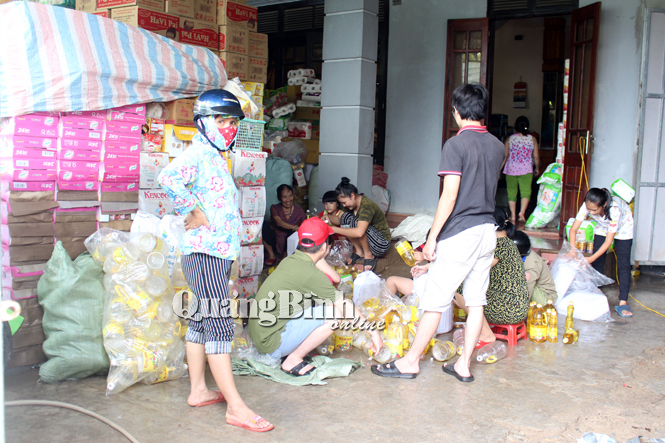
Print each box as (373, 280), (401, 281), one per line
(518, 213), (527, 223)
(281, 356), (314, 375)
(187, 388), (223, 407)
(226, 405), (273, 431)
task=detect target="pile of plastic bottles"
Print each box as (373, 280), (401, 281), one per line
(85, 228), (188, 395)
(451, 328), (508, 364)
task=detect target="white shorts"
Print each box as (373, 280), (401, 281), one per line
(419, 223), (497, 312)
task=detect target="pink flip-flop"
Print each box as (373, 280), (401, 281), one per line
(226, 415), (274, 433)
(190, 391), (225, 408)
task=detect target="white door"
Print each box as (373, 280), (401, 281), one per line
(634, 9), (665, 265)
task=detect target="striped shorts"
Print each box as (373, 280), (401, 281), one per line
(181, 253), (234, 355)
(340, 212), (390, 258)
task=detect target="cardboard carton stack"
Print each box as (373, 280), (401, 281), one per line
(138, 116), (173, 218)
(217, 1), (267, 82)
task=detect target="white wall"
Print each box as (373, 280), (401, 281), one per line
(383, 0), (486, 214)
(491, 18), (544, 133)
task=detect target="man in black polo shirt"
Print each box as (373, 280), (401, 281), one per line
(372, 83), (504, 382)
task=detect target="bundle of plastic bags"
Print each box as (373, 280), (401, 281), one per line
(326, 240), (353, 268)
(84, 228), (188, 395)
(526, 163), (563, 228)
(550, 241), (615, 322)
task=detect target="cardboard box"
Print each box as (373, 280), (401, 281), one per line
(162, 124), (197, 157)
(284, 138), (319, 164)
(140, 152), (169, 188)
(92, 9), (112, 18)
(216, 0), (257, 30)
(249, 32), (267, 59)
(293, 107), (321, 121)
(219, 51), (248, 80)
(97, 0), (164, 10)
(165, 0), (194, 18)
(100, 220), (133, 231)
(138, 189), (175, 217)
(76, 0), (97, 13)
(194, 0), (216, 23)
(218, 25), (248, 54)
(164, 99), (196, 125)
(180, 17), (218, 49)
(241, 81), (264, 102)
(112, 6), (180, 41)
(247, 57), (267, 83)
(286, 85), (301, 99)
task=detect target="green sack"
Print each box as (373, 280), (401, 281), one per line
(38, 242), (109, 383)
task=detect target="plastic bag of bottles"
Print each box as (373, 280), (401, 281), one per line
(230, 321), (280, 367)
(85, 229), (188, 395)
(326, 240), (353, 268)
(358, 283), (405, 323)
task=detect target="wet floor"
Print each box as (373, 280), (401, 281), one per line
(5, 274), (665, 443)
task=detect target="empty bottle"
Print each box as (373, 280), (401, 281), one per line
(476, 341), (507, 364)
(317, 337), (334, 355)
(132, 233), (157, 253)
(362, 339), (391, 364)
(432, 340), (456, 362)
(395, 240), (418, 267)
(453, 328), (465, 355)
(565, 301), (575, 331)
(353, 330), (370, 349)
(531, 304), (547, 343)
(146, 252), (166, 271)
(103, 322), (124, 341)
(107, 365), (139, 394)
(526, 302), (536, 337)
(334, 328), (353, 352)
(562, 328), (579, 344)
(544, 300), (558, 343)
(145, 275), (168, 298)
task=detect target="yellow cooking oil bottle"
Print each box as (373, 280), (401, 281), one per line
(563, 329), (579, 344)
(395, 240), (418, 267)
(526, 301), (536, 338)
(531, 304), (548, 343)
(385, 321), (406, 358)
(565, 301), (575, 331)
(544, 300), (558, 343)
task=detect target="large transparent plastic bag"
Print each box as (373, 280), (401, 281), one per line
(352, 272), (405, 323)
(326, 239), (353, 268)
(272, 139), (308, 168)
(85, 229), (188, 395)
(550, 241), (615, 322)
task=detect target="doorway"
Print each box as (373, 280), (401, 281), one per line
(489, 16), (571, 220)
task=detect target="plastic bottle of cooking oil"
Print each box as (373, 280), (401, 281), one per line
(432, 340), (456, 362)
(562, 328), (579, 344)
(334, 328), (353, 352)
(317, 337), (334, 355)
(362, 339), (391, 364)
(395, 240), (418, 267)
(544, 300), (558, 343)
(526, 301), (536, 337)
(531, 304), (548, 343)
(476, 341), (507, 364)
(565, 301), (575, 331)
(453, 328), (465, 355)
(385, 321), (406, 358)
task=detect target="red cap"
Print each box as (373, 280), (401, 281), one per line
(298, 217), (334, 247)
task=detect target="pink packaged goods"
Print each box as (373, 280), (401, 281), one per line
(58, 160), (100, 172)
(0, 115), (59, 138)
(105, 121), (142, 134)
(103, 162), (139, 175)
(10, 181), (56, 192)
(105, 132), (141, 144)
(60, 116), (105, 131)
(0, 169), (56, 182)
(57, 181), (99, 191)
(101, 182), (139, 192)
(101, 172), (140, 182)
(104, 151), (140, 163)
(108, 111), (147, 124)
(0, 135), (56, 150)
(60, 128), (103, 141)
(1, 146), (56, 159)
(112, 104), (147, 115)
(12, 158), (57, 170)
(65, 110), (107, 121)
(59, 138), (103, 151)
(104, 141), (141, 156)
(58, 170), (98, 181)
(58, 149), (102, 162)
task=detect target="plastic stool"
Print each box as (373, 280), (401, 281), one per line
(489, 321), (527, 346)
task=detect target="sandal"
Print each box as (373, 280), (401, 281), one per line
(615, 305), (633, 317)
(348, 253), (362, 265)
(226, 415), (274, 433)
(189, 391), (225, 408)
(264, 258), (275, 267)
(281, 360), (315, 377)
(363, 258), (377, 272)
(370, 362), (418, 379)
(442, 363), (474, 383)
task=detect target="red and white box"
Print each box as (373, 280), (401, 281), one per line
(58, 170), (98, 182)
(1, 147), (56, 159)
(0, 115), (59, 138)
(105, 132), (142, 144)
(60, 115), (105, 131)
(65, 110), (107, 120)
(139, 152), (169, 188)
(58, 149), (102, 162)
(105, 121), (142, 134)
(108, 111), (147, 124)
(10, 181), (56, 192)
(57, 181), (99, 191)
(12, 158), (57, 170)
(59, 138), (103, 151)
(138, 188), (174, 217)
(180, 17), (219, 50)
(1, 169), (56, 182)
(0, 135), (57, 150)
(111, 104), (147, 115)
(217, 1), (258, 30)
(104, 151), (140, 163)
(58, 160), (100, 172)
(60, 128), (104, 141)
(288, 121), (312, 139)
(100, 182), (139, 192)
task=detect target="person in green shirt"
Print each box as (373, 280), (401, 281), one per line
(322, 177), (391, 272)
(248, 217), (383, 376)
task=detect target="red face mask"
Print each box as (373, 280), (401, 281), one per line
(218, 125), (238, 149)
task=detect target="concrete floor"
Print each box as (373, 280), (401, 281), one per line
(5, 274), (665, 443)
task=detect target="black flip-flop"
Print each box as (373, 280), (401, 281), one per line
(371, 362), (418, 379)
(349, 253), (362, 265)
(442, 363), (474, 383)
(363, 258), (377, 272)
(281, 360), (315, 377)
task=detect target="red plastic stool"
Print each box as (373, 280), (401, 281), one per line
(489, 321), (527, 346)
